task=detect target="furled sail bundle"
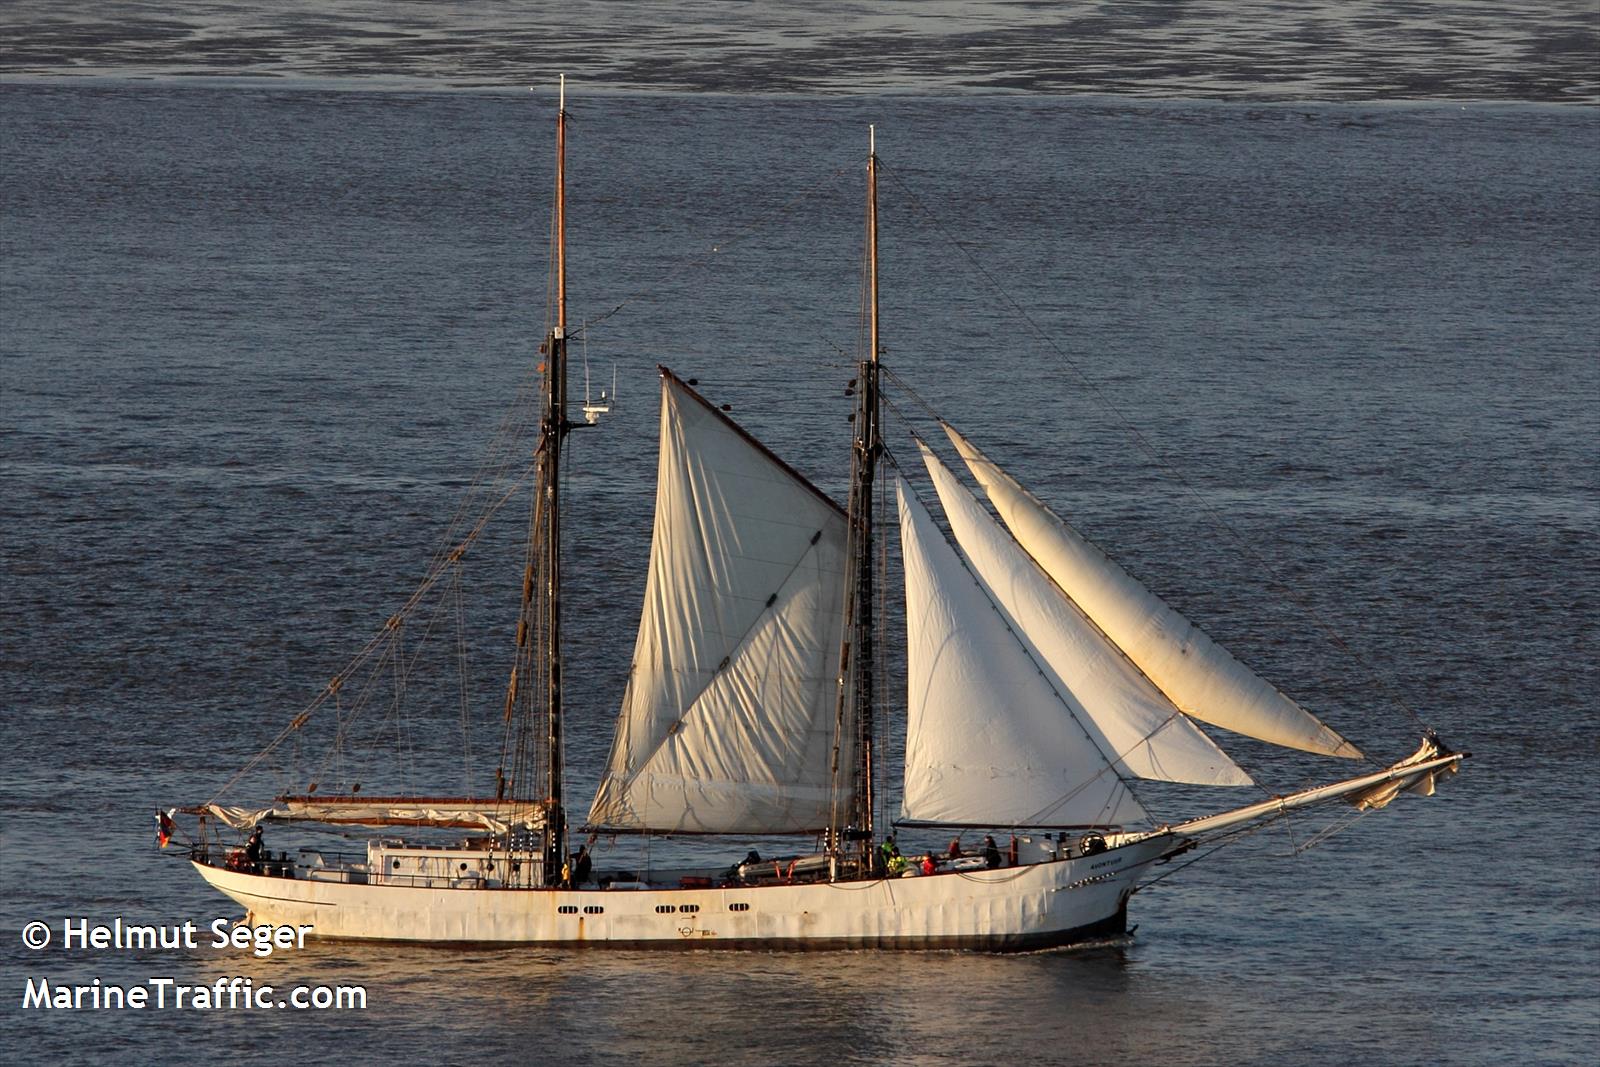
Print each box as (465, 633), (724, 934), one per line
(945, 425), (1362, 760)
(201, 798), (545, 834)
(586, 372), (849, 834)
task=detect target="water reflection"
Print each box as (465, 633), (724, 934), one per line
(250, 940), (1155, 1066)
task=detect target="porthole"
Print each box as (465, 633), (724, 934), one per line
(656, 904), (676, 914)
(583, 905), (604, 915)
(679, 904), (699, 914)
(558, 905), (579, 915)
(729, 902), (750, 912)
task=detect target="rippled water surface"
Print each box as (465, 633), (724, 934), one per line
(2, 70), (1597, 1067)
(2, 1), (1597, 101)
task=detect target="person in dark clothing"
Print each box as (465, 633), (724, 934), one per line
(983, 835), (1001, 869)
(245, 827), (265, 873)
(572, 845), (593, 885)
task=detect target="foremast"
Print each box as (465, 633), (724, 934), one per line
(830, 129), (883, 872)
(504, 77), (569, 886)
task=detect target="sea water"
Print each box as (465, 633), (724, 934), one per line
(2, 12), (1597, 1067)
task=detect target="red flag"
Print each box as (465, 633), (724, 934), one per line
(156, 810), (175, 849)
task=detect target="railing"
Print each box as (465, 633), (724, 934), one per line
(190, 843), (302, 879)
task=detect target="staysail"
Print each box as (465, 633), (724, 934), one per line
(917, 443), (1252, 788)
(897, 478), (1147, 828)
(946, 426), (1362, 760)
(585, 371), (849, 834)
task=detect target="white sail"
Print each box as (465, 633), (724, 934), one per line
(897, 478), (1147, 828)
(586, 372), (849, 834)
(918, 444), (1253, 788)
(946, 426), (1362, 759)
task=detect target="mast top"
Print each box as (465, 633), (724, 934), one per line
(560, 73), (566, 112)
(869, 124), (875, 157)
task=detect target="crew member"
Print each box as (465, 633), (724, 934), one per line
(878, 835), (900, 874)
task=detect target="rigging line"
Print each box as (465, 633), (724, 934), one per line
(872, 466), (894, 837)
(417, 370), (541, 585)
(951, 866), (1036, 885)
(881, 365), (946, 428)
(1134, 815), (1291, 894)
(423, 423), (538, 587)
(880, 166), (1428, 738)
(576, 165), (855, 339)
(371, 565), (462, 789)
(452, 564), (474, 797)
(498, 467), (544, 798)
(1289, 806), (1371, 854)
(546, 157), (559, 333)
(203, 462), (539, 807)
(308, 465), (530, 791)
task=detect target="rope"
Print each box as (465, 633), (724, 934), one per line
(204, 460), (538, 807)
(1133, 799), (1367, 894)
(1133, 819), (1281, 894)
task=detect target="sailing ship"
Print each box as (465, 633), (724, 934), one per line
(172, 84), (1465, 950)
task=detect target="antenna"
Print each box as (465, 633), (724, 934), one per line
(869, 123), (875, 156)
(560, 73), (566, 111)
(579, 319), (613, 426)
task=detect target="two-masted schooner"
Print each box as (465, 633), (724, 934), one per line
(172, 84), (1465, 950)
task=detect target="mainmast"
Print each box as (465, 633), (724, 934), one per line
(831, 128), (882, 871)
(504, 77), (569, 886)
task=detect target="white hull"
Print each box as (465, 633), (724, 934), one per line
(194, 837), (1174, 951)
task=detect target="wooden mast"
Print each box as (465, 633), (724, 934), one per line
(543, 75), (569, 883)
(832, 127), (882, 871)
(505, 77), (569, 883)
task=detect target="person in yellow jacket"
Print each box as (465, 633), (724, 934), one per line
(878, 835), (902, 876)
